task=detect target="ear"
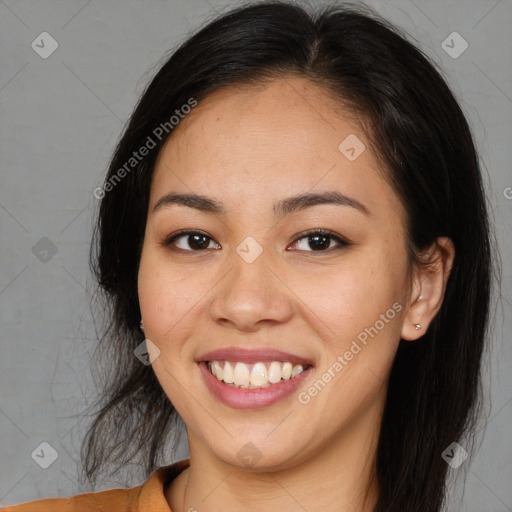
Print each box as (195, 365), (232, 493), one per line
(401, 237), (455, 341)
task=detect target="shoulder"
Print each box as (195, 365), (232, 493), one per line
(0, 485), (140, 512)
(1, 459), (190, 512)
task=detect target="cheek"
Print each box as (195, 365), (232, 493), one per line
(139, 274), (190, 338)
(292, 253), (405, 347)
(138, 247), (218, 346)
(305, 264), (403, 415)
(332, 254), (406, 378)
(138, 248), (180, 336)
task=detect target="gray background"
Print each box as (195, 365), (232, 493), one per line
(0, 0), (511, 510)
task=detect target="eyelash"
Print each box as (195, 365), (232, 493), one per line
(162, 228), (350, 254)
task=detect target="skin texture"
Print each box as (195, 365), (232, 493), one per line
(137, 76), (455, 512)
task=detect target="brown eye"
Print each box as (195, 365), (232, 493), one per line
(290, 229), (350, 252)
(163, 230), (220, 251)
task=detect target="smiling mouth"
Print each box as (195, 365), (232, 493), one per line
(206, 360), (312, 389)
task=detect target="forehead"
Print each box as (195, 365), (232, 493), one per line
(150, 77), (404, 224)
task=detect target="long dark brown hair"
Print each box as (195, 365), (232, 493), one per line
(83, 2), (497, 510)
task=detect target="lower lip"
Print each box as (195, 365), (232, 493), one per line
(198, 362), (313, 409)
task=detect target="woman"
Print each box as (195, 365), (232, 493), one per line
(2, 1), (495, 511)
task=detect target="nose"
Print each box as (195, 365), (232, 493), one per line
(209, 246), (294, 333)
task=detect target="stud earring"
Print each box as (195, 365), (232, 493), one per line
(416, 295), (423, 302)
(414, 323), (422, 330)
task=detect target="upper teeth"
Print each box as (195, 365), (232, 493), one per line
(208, 360), (306, 388)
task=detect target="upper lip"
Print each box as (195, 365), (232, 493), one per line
(197, 347), (314, 366)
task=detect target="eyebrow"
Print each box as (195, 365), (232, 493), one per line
(153, 190), (370, 218)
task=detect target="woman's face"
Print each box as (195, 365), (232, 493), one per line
(138, 77), (414, 471)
